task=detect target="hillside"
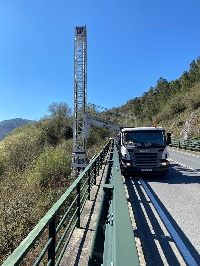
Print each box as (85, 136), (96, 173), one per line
(0, 103), (109, 264)
(101, 57), (200, 139)
(0, 118), (33, 141)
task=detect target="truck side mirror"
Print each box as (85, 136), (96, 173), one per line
(166, 132), (171, 145)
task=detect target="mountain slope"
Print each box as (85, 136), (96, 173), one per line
(0, 118), (33, 141)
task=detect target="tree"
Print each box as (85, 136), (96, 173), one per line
(154, 77), (170, 103)
(40, 103), (73, 145)
(48, 102), (72, 118)
(131, 97), (142, 116)
(196, 57), (200, 83)
(169, 80), (181, 95)
(180, 71), (190, 92)
(189, 60), (198, 85)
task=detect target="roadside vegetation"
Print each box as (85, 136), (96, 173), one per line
(0, 102), (109, 264)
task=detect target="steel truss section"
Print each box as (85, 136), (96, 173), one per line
(72, 26), (88, 172)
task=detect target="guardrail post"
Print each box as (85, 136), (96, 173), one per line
(48, 217), (56, 266)
(88, 168), (91, 200)
(94, 160), (97, 185)
(76, 182), (80, 228)
(97, 156), (100, 176)
(100, 150), (104, 166)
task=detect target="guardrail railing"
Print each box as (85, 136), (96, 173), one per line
(2, 142), (111, 266)
(171, 139), (200, 152)
(89, 142), (140, 266)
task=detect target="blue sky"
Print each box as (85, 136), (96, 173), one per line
(0, 0), (200, 122)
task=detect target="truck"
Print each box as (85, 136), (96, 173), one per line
(118, 125), (171, 177)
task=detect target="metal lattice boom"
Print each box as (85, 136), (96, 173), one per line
(72, 25), (88, 172)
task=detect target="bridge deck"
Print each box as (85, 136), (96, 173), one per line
(60, 165), (107, 266)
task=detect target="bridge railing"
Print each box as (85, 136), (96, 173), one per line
(2, 142), (111, 266)
(89, 142), (140, 266)
(171, 139), (200, 152)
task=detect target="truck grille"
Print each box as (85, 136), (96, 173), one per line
(134, 152), (158, 158)
(130, 152), (158, 167)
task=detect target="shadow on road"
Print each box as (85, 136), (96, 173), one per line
(125, 170), (200, 266)
(143, 163), (200, 184)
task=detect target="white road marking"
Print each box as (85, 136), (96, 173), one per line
(139, 182), (187, 265)
(168, 148), (199, 158)
(169, 159), (200, 174)
(139, 178), (198, 266)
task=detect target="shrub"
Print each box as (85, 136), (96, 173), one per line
(37, 103), (73, 146)
(86, 127), (109, 148)
(169, 95), (187, 114)
(0, 157), (4, 176)
(38, 118), (73, 146)
(154, 105), (174, 123)
(188, 88), (200, 110)
(0, 172), (38, 261)
(0, 124), (45, 172)
(34, 146), (71, 187)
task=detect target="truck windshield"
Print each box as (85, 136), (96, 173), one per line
(123, 131), (166, 147)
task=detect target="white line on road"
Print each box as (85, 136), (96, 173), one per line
(169, 159), (200, 174)
(168, 148), (199, 158)
(139, 178), (198, 266)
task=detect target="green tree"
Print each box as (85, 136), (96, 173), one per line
(189, 60), (198, 85)
(169, 79), (181, 95)
(180, 71), (190, 92)
(39, 102), (73, 145)
(196, 57), (200, 83)
(131, 97), (142, 116)
(86, 127), (109, 148)
(48, 102), (72, 118)
(154, 77), (170, 103)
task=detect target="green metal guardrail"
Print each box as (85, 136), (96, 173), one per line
(2, 142), (111, 266)
(171, 139), (200, 152)
(89, 142), (140, 266)
(88, 144), (114, 265)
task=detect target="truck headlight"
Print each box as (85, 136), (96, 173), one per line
(161, 161), (169, 166)
(126, 162), (131, 167)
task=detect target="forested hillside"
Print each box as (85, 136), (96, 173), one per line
(0, 118), (33, 141)
(102, 57), (200, 139)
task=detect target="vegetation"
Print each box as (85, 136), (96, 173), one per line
(0, 102), (108, 264)
(0, 118), (33, 141)
(1, 56), (200, 263)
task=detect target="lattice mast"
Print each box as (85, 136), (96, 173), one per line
(72, 26), (88, 173)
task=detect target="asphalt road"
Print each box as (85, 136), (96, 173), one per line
(169, 148), (200, 173)
(125, 148), (200, 266)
